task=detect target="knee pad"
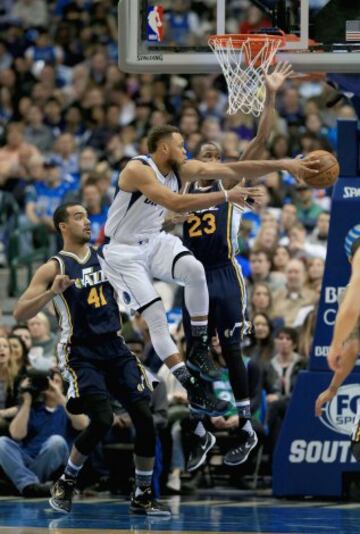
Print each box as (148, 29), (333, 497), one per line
(75, 396), (114, 456)
(128, 400), (156, 458)
(173, 253), (206, 286)
(141, 300), (178, 361)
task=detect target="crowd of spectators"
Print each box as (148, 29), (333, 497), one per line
(0, 0), (357, 497)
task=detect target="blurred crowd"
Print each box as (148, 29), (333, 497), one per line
(0, 0), (357, 497)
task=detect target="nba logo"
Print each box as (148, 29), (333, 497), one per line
(147, 6), (164, 42)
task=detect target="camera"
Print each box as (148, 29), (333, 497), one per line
(19, 369), (53, 401)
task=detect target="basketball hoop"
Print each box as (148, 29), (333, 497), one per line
(208, 33), (285, 117)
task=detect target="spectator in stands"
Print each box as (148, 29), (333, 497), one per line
(11, 325), (32, 352)
(0, 369), (87, 497)
(279, 203), (298, 239)
(244, 312), (276, 364)
(248, 250), (285, 293)
(81, 182), (108, 245)
(0, 122), (40, 187)
(308, 211), (330, 247)
(0, 336), (17, 435)
(252, 223), (279, 256)
(51, 133), (79, 178)
(306, 257), (325, 293)
(25, 159), (72, 233)
(8, 334), (29, 378)
(271, 245), (290, 278)
(295, 184), (324, 232)
(250, 283), (274, 321)
(27, 313), (56, 369)
(24, 28), (63, 66)
(273, 258), (317, 327)
(263, 327), (304, 453)
(24, 105), (54, 153)
(288, 222), (326, 260)
(11, 0), (48, 28)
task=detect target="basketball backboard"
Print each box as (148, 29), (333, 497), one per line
(118, 0), (360, 74)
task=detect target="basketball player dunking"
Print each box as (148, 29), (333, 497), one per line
(316, 237), (360, 460)
(98, 125), (318, 422)
(14, 203), (170, 516)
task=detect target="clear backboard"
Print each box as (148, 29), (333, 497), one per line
(118, 0), (360, 74)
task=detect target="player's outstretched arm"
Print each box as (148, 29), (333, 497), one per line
(121, 161), (264, 213)
(315, 338), (359, 417)
(181, 157), (319, 184)
(13, 260), (74, 322)
(241, 62), (294, 161)
(327, 248), (360, 372)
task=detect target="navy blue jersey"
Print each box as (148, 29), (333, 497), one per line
(51, 247), (121, 344)
(183, 181), (241, 268)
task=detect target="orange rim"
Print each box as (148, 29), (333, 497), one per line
(208, 33), (286, 52)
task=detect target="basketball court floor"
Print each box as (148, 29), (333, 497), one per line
(0, 491), (359, 534)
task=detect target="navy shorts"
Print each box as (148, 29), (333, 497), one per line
(64, 336), (151, 413)
(184, 262), (248, 348)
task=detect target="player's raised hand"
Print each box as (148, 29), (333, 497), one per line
(315, 387), (337, 417)
(265, 62), (295, 94)
(284, 156), (320, 183)
(51, 275), (75, 295)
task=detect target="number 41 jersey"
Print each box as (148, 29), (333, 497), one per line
(51, 247), (121, 345)
(183, 181), (242, 268)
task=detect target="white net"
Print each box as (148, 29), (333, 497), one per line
(209, 35), (283, 117)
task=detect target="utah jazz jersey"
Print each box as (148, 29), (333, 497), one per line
(183, 181), (242, 268)
(51, 247), (121, 345)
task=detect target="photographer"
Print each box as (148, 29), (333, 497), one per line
(0, 369), (88, 497)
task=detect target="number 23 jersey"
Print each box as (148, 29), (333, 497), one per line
(51, 247), (121, 345)
(182, 181), (242, 268)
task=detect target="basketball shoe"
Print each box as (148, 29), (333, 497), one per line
(187, 336), (222, 382)
(130, 487), (171, 516)
(49, 477), (76, 514)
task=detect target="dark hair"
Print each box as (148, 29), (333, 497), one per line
(11, 324), (30, 334)
(193, 141), (222, 159)
(249, 249), (272, 262)
(275, 326), (298, 346)
(147, 125), (180, 153)
(53, 202), (83, 234)
(8, 334), (29, 367)
(351, 237), (360, 259)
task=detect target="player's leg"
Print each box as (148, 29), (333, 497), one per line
(150, 232), (221, 381)
(183, 298), (217, 471)
(99, 241), (229, 416)
(49, 358), (113, 513)
(215, 263), (258, 466)
(106, 347), (169, 515)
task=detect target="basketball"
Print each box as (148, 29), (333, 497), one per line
(302, 150), (340, 189)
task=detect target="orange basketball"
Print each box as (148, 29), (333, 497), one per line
(302, 150), (340, 189)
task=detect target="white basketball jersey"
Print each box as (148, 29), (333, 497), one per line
(104, 155), (181, 243)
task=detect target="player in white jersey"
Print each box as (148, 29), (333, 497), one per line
(98, 124), (319, 418)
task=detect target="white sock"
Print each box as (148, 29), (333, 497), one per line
(194, 421), (206, 438)
(241, 420), (254, 435)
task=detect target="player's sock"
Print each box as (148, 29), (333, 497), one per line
(134, 469), (153, 496)
(190, 319), (208, 340)
(170, 362), (195, 388)
(194, 421), (207, 438)
(62, 458), (84, 482)
(237, 400), (254, 436)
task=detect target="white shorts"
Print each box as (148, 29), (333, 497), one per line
(99, 232), (190, 312)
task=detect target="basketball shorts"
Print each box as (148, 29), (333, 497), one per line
(183, 261), (250, 348)
(98, 232), (190, 312)
(58, 336), (151, 413)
